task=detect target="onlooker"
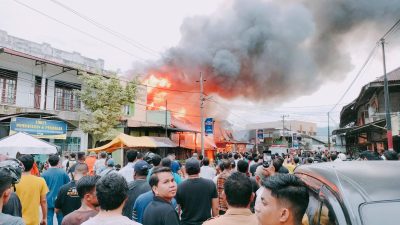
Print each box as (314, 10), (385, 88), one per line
(55, 163), (89, 217)
(61, 175), (101, 225)
(122, 160), (151, 219)
(119, 150), (138, 183)
(98, 158), (117, 177)
(383, 150), (398, 161)
(42, 154), (70, 225)
(133, 190), (178, 224)
(85, 152), (97, 176)
(255, 174), (309, 225)
(0, 158), (24, 225)
(237, 160), (259, 213)
(94, 152), (107, 175)
(66, 153), (77, 172)
(62, 155), (69, 172)
(143, 167), (179, 225)
(81, 173), (140, 225)
(249, 156), (262, 176)
(160, 158), (182, 184)
(217, 159), (232, 215)
(16, 155), (48, 225)
(1, 158), (23, 218)
(146, 154), (162, 182)
(199, 158), (216, 180)
(176, 158), (218, 225)
(68, 152), (86, 174)
(204, 172), (258, 225)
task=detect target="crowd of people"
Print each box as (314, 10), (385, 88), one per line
(0, 148), (398, 225)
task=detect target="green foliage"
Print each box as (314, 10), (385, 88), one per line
(77, 73), (137, 143)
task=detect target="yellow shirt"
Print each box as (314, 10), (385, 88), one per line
(15, 174), (49, 225)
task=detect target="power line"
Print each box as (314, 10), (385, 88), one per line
(139, 83), (200, 94)
(328, 44), (379, 113)
(48, 0), (160, 56)
(12, 0), (146, 61)
(381, 17), (400, 40)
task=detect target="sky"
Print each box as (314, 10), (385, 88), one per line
(1, 0), (400, 130)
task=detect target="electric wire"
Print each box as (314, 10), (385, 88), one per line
(12, 0), (147, 61)
(48, 0), (160, 56)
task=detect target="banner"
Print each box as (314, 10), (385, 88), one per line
(10, 117), (67, 139)
(257, 129), (264, 141)
(292, 133), (299, 149)
(205, 118), (214, 135)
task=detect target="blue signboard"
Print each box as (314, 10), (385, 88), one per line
(10, 117), (67, 139)
(257, 129), (264, 141)
(205, 118), (214, 135)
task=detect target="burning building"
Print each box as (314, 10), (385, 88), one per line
(128, 0), (400, 156)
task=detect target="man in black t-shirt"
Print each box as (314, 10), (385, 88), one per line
(55, 163), (88, 216)
(176, 158), (218, 225)
(143, 167), (180, 225)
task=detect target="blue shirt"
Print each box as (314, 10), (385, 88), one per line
(133, 191), (177, 223)
(41, 167), (70, 208)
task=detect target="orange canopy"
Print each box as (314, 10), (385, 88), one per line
(88, 133), (177, 153)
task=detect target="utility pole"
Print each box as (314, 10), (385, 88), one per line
(281, 115), (289, 144)
(199, 72), (206, 156)
(328, 112), (330, 151)
(165, 99), (168, 138)
(381, 38), (394, 151)
(255, 129), (258, 153)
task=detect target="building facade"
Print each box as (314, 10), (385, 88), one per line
(0, 30), (110, 152)
(333, 67), (400, 154)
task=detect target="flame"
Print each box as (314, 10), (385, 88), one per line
(143, 75), (193, 119)
(175, 108), (187, 118)
(145, 74), (171, 94)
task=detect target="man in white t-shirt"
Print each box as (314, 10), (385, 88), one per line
(94, 152), (107, 175)
(82, 173), (141, 225)
(118, 150), (138, 183)
(200, 158), (216, 180)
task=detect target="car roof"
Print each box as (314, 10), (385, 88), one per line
(295, 161), (400, 203)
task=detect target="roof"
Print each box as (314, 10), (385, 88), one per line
(88, 133), (177, 153)
(0, 47), (111, 77)
(339, 67), (400, 127)
(0, 132), (58, 157)
(295, 161), (400, 220)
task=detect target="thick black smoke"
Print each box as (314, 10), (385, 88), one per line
(137, 0), (400, 103)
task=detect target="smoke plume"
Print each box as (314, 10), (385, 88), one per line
(136, 0), (400, 103)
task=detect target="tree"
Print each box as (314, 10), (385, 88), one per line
(77, 73), (137, 147)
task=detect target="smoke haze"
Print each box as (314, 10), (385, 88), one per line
(135, 0), (400, 103)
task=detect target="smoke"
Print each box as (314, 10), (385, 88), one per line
(135, 0), (400, 103)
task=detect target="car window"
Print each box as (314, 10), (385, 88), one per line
(360, 201), (400, 225)
(319, 202), (338, 225)
(304, 191), (321, 225)
(319, 186), (347, 225)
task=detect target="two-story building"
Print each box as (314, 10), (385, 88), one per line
(333, 67), (400, 154)
(0, 30), (110, 152)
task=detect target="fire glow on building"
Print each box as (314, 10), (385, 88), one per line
(142, 74), (238, 157)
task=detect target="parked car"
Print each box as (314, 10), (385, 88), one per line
(294, 161), (400, 225)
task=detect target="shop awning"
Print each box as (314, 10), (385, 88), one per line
(88, 133), (177, 153)
(0, 132), (58, 157)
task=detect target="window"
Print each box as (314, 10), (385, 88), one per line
(54, 81), (81, 111)
(360, 201), (400, 225)
(0, 68), (17, 105)
(54, 137), (81, 152)
(319, 186), (346, 225)
(304, 192), (321, 225)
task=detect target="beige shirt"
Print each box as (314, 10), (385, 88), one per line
(203, 208), (258, 225)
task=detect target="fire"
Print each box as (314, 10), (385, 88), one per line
(145, 75), (171, 94)
(143, 74), (192, 120)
